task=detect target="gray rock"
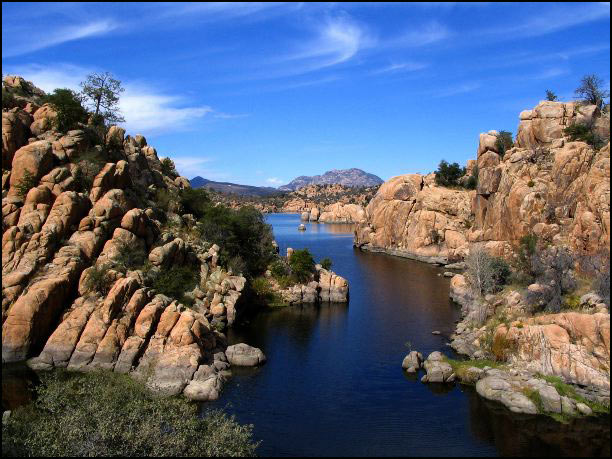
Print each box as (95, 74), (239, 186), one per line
(476, 376), (538, 415)
(225, 343), (266, 366)
(423, 352), (453, 383)
(538, 385), (562, 413)
(576, 403), (593, 416)
(402, 351), (423, 370)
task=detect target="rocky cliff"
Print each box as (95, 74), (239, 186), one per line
(355, 101), (610, 263)
(1, 76), (254, 401)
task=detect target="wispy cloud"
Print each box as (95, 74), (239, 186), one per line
(371, 61), (429, 75)
(3, 20), (118, 57)
(284, 14), (373, 73)
(434, 82), (481, 98)
(479, 3), (610, 39)
(390, 21), (450, 47)
(5, 63), (218, 134)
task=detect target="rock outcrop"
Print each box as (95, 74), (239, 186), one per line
(355, 101), (610, 263)
(1, 75), (256, 402)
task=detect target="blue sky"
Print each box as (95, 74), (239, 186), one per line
(2, 2), (610, 186)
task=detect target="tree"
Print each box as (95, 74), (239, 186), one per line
(289, 248), (315, 283)
(43, 88), (88, 132)
(80, 72), (125, 128)
(545, 89), (558, 101)
(434, 160), (465, 187)
(495, 130), (514, 157)
(465, 247), (511, 298)
(574, 74), (610, 109)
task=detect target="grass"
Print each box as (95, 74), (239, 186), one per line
(537, 373), (610, 415)
(444, 357), (505, 384)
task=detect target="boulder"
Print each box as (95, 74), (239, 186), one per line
(225, 343), (266, 366)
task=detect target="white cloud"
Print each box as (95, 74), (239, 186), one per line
(171, 156), (230, 181)
(5, 63), (219, 135)
(3, 20), (118, 57)
(265, 177), (284, 185)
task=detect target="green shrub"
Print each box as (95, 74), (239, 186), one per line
(151, 266), (199, 299)
(1, 370), (257, 457)
(563, 122), (606, 149)
(179, 187), (212, 219)
(70, 150), (105, 193)
(465, 165), (478, 190)
(289, 248), (315, 283)
(111, 239), (147, 273)
(545, 89), (558, 101)
(270, 259), (290, 278)
(320, 257), (332, 271)
(14, 169), (38, 198)
(434, 160), (465, 187)
(495, 130), (514, 157)
(85, 264), (113, 296)
(43, 88), (88, 133)
(2, 86), (17, 109)
(161, 157), (177, 177)
(527, 180), (535, 187)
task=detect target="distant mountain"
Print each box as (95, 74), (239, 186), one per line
(279, 168), (383, 191)
(189, 176), (282, 197)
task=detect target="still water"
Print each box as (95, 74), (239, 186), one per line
(207, 213), (610, 457)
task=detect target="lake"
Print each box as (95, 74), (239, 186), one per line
(206, 213), (610, 457)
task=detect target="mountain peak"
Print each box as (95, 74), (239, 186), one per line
(279, 168), (383, 191)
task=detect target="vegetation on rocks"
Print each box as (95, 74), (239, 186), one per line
(42, 88), (88, 133)
(494, 130), (514, 157)
(1, 371), (257, 457)
(13, 169), (37, 198)
(288, 249), (316, 283)
(434, 160), (466, 187)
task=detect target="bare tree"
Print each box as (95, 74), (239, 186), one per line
(465, 247), (495, 298)
(574, 74), (610, 110)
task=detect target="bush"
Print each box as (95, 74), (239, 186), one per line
(526, 246), (577, 313)
(465, 165), (478, 190)
(43, 88), (88, 133)
(545, 89), (558, 101)
(1, 370), (257, 457)
(151, 266), (199, 299)
(196, 205), (276, 278)
(563, 122), (606, 149)
(111, 239), (147, 273)
(270, 259), (290, 278)
(84, 264), (113, 296)
(161, 157), (178, 177)
(289, 248), (315, 283)
(434, 160), (465, 187)
(70, 150), (105, 193)
(495, 130), (513, 157)
(465, 247), (511, 297)
(14, 169), (38, 198)
(320, 257), (332, 271)
(179, 187), (211, 219)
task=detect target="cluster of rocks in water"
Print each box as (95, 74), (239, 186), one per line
(264, 247), (349, 305)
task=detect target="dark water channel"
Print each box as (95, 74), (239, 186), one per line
(206, 213), (610, 457)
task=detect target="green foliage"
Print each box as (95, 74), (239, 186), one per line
(154, 188), (178, 214)
(320, 257), (333, 271)
(180, 187), (212, 219)
(537, 373), (610, 415)
(111, 239), (147, 273)
(270, 259), (290, 278)
(85, 264), (113, 296)
(43, 88), (88, 133)
(465, 165), (478, 190)
(151, 266), (199, 300)
(161, 157), (178, 177)
(2, 86), (17, 109)
(490, 257), (512, 288)
(70, 150), (105, 193)
(562, 294), (581, 310)
(288, 249), (315, 283)
(1, 370), (257, 457)
(80, 72), (125, 125)
(196, 205), (276, 277)
(434, 160), (466, 187)
(251, 276), (287, 308)
(495, 130), (514, 157)
(545, 89), (558, 101)
(14, 169), (38, 198)
(527, 180), (535, 187)
(563, 122), (606, 149)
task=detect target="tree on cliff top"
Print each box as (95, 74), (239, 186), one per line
(545, 89), (558, 101)
(574, 74), (609, 110)
(80, 72), (125, 128)
(434, 160), (465, 187)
